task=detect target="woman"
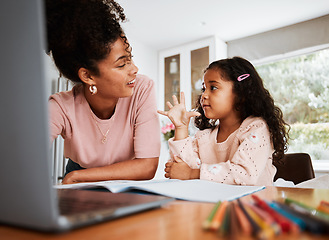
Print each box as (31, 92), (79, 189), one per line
(46, 0), (160, 184)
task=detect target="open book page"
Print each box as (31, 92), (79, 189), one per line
(296, 174), (329, 189)
(55, 179), (265, 203)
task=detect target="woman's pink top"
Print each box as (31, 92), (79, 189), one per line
(49, 75), (160, 168)
(169, 117), (276, 186)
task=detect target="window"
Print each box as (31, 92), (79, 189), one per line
(164, 55), (180, 110)
(255, 49), (329, 162)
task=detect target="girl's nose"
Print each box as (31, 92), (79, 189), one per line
(202, 91), (208, 100)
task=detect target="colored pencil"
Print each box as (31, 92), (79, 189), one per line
(251, 195), (294, 233)
(210, 201), (228, 231)
(234, 202), (253, 236)
(218, 202), (231, 237)
(247, 203), (281, 235)
(269, 201), (305, 230)
(229, 202), (240, 238)
(203, 201), (221, 230)
(237, 199), (261, 237)
(320, 200), (329, 207)
(317, 204), (329, 216)
(285, 198), (329, 222)
(286, 202), (329, 234)
(273, 201), (325, 234)
(203, 196), (329, 238)
(318, 201), (329, 216)
(244, 203), (276, 239)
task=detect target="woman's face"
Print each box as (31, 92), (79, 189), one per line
(91, 37), (138, 99)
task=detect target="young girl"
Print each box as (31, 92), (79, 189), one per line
(158, 56), (289, 186)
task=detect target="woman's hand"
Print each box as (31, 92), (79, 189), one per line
(158, 92), (200, 140)
(61, 170), (80, 184)
(164, 155), (199, 180)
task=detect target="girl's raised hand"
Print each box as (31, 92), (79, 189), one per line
(157, 92), (200, 129)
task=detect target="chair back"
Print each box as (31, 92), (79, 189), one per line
(273, 153), (315, 184)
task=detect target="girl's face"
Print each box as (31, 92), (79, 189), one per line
(200, 69), (239, 121)
(91, 37), (138, 99)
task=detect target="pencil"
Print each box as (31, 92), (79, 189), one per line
(203, 201), (221, 230)
(237, 198), (261, 237)
(320, 200), (329, 207)
(273, 201), (325, 234)
(269, 201), (304, 231)
(234, 202), (253, 236)
(285, 198), (329, 222)
(218, 202), (231, 237)
(244, 203), (276, 239)
(317, 204), (329, 216)
(251, 195), (293, 233)
(210, 201), (228, 231)
(247, 203), (281, 235)
(229, 202), (240, 238)
(285, 202), (329, 234)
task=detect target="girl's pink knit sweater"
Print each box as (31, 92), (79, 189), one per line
(168, 117), (276, 186)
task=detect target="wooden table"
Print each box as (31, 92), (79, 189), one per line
(1, 187), (328, 240)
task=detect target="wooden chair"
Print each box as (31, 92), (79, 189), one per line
(273, 153), (315, 184)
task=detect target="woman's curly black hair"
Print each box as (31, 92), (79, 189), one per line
(44, 0), (129, 83)
(194, 56), (290, 163)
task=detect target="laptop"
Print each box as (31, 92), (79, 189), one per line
(0, 0), (172, 232)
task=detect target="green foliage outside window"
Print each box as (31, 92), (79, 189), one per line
(289, 123), (329, 160)
(255, 49), (329, 160)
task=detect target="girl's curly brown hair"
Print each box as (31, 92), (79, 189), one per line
(194, 56), (290, 163)
(44, 0), (130, 83)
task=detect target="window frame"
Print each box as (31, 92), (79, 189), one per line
(252, 47), (329, 176)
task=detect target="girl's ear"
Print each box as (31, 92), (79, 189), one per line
(234, 95), (243, 112)
(78, 67), (95, 85)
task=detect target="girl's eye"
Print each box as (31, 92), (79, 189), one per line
(201, 87), (205, 93)
(210, 86), (218, 91)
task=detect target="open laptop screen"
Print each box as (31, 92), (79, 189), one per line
(0, 0), (60, 230)
(0, 0), (173, 232)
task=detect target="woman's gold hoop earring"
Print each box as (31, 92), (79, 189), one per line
(89, 85), (97, 95)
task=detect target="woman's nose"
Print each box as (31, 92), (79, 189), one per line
(131, 61), (139, 75)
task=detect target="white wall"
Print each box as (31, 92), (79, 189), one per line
(125, 36), (160, 107)
(126, 36), (158, 83)
(44, 53), (60, 96)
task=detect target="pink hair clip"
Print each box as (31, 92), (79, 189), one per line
(237, 74), (250, 81)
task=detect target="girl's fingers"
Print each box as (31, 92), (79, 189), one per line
(166, 101), (174, 109)
(173, 155), (183, 163)
(172, 92), (186, 106)
(157, 110), (168, 116)
(186, 111), (201, 118)
(180, 92), (185, 105)
(165, 162), (173, 167)
(164, 173), (170, 178)
(172, 95), (179, 105)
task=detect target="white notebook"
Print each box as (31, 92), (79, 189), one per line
(56, 179), (265, 203)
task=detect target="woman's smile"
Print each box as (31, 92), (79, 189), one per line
(127, 78), (136, 87)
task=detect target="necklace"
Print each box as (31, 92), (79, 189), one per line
(90, 110), (111, 144)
